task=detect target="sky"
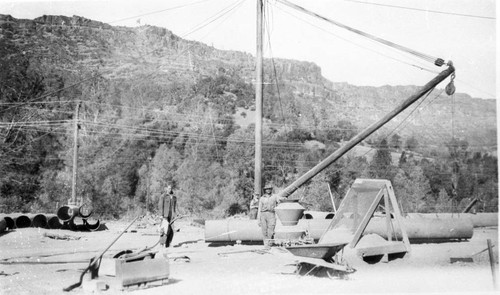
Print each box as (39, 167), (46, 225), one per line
(0, 0), (496, 99)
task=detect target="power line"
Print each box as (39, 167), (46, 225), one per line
(275, 0), (444, 66)
(343, 0), (496, 20)
(180, 0), (247, 38)
(271, 2), (438, 74)
(108, 0), (215, 24)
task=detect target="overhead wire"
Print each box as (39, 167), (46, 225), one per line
(342, 0), (496, 20)
(180, 0), (247, 38)
(264, 1), (289, 134)
(275, 0), (443, 66)
(271, 2), (439, 75)
(108, 0), (215, 24)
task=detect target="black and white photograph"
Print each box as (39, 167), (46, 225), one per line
(0, 0), (497, 294)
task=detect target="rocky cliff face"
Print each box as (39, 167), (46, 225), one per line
(1, 14), (496, 151)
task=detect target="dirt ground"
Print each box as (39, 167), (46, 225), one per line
(0, 218), (498, 295)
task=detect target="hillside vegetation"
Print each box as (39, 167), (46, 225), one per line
(0, 15), (497, 218)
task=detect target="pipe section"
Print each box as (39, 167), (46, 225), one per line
(29, 214), (48, 228)
(0, 218), (6, 234)
(407, 213), (498, 228)
(205, 216), (473, 243)
(79, 203), (93, 218)
(46, 214), (63, 229)
(69, 217), (87, 231)
(11, 213), (31, 228)
(57, 205), (80, 222)
(84, 218), (101, 231)
(0, 214), (14, 229)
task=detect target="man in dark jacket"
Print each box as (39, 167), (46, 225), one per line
(158, 185), (177, 249)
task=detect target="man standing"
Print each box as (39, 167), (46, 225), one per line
(158, 184), (177, 253)
(249, 193), (259, 220)
(258, 185), (282, 244)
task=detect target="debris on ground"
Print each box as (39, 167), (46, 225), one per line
(43, 232), (81, 241)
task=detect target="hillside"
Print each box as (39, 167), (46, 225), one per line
(0, 14), (497, 218)
(0, 14), (496, 151)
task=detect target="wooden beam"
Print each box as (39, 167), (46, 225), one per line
(350, 189), (384, 248)
(386, 183), (411, 253)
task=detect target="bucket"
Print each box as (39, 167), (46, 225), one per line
(275, 199), (305, 226)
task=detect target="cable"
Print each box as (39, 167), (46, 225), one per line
(264, 2), (289, 134)
(343, 0), (495, 20)
(180, 0), (246, 38)
(272, 3), (439, 74)
(109, 0), (215, 24)
(275, 0), (443, 66)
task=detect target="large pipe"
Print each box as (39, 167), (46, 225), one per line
(68, 217), (87, 231)
(0, 218), (6, 234)
(29, 214), (48, 228)
(46, 214), (63, 229)
(205, 216), (473, 243)
(0, 214), (14, 229)
(10, 213), (31, 228)
(279, 65), (455, 198)
(78, 203), (93, 218)
(57, 205), (80, 222)
(84, 218), (101, 231)
(365, 216), (473, 243)
(407, 213), (498, 228)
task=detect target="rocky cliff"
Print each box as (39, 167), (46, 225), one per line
(0, 14), (496, 151)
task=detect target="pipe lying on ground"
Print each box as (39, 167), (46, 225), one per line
(78, 204), (93, 218)
(406, 213), (498, 228)
(205, 216), (473, 243)
(364, 216), (473, 243)
(10, 213), (31, 228)
(0, 218), (6, 234)
(57, 205), (80, 222)
(29, 214), (48, 228)
(0, 214), (14, 229)
(68, 217), (87, 231)
(84, 218), (101, 231)
(46, 214), (63, 229)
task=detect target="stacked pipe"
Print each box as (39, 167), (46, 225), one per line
(0, 204), (102, 232)
(56, 204), (101, 231)
(0, 212), (61, 231)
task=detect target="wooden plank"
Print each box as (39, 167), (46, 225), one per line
(386, 183), (411, 254)
(350, 188), (384, 248)
(383, 190), (392, 242)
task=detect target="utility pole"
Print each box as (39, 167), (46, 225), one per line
(254, 0), (263, 197)
(70, 101), (81, 206)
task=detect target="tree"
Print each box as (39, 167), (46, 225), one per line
(369, 139), (393, 180)
(434, 189), (452, 213)
(405, 136), (419, 151)
(390, 133), (402, 150)
(393, 165), (432, 213)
